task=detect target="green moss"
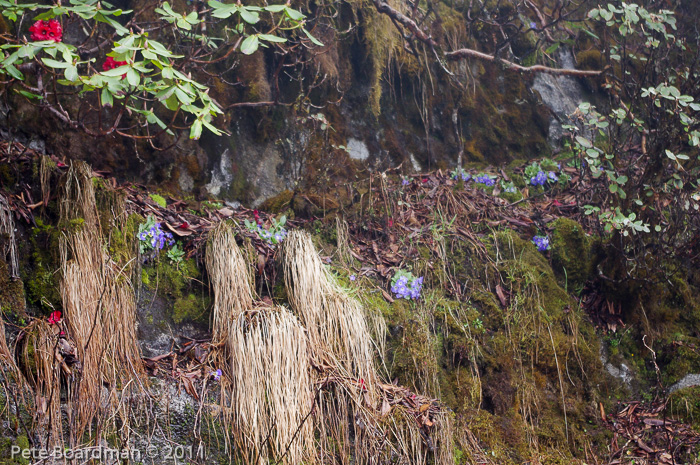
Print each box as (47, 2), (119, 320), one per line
(0, 163), (17, 186)
(149, 194), (167, 208)
(109, 213), (143, 265)
(172, 293), (210, 324)
(23, 219), (61, 312)
(143, 257), (200, 300)
(0, 434), (30, 464)
(550, 218), (592, 291)
(499, 191), (523, 203)
(259, 190), (293, 214)
(0, 260), (26, 320)
(669, 386), (700, 429)
(576, 50), (604, 71)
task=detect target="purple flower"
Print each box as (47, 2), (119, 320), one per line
(548, 171), (558, 181)
(530, 171), (547, 186)
(211, 369), (222, 381)
(402, 177), (410, 186)
(532, 235), (550, 252)
(391, 273), (423, 300)
(475, 174), (495, 186)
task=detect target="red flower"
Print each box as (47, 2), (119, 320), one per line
(48, 310), (62, 325)
(29, 19), (62, 42)
(358, 378), (367, 392)
(388, 218), (393, 228)
(102, 56), (127, 72)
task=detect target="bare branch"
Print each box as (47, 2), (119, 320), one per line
(371, 0), (605, 77)
(445, 48), (605, 76)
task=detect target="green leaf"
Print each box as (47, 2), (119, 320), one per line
(665, 149), (676, 160)
(202, 119), (222, 135)
(15, 89), (42, 99)
(3, 64), (23, 80)
(585, 148), (599, 158)
(609, 183), (618, 193)
(617, 175), (628, 184)
(190, 119), (203, 140)
(575, 135), (592, 148)
(101, 65), (128, 76)
(41, 57), (70, 69)
(64, 65), (78, 81)
(101, 87), (114, 107)
(176, 18), (192, 30)
(301, 27), (324, 46)
(126, 68), (140, 86)
(239, 7), (259, 24)
(162, 66), (174, 79)
(284, 7), (304, 20)
(174, 86), (194, 104)
(259, 34), (286, 43)
(240, 35), (259, 55)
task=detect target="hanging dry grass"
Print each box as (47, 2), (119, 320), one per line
(205, 222), (254, 344)
(281, 230), (377, 388)
(206, 223), (314, 463)
(58, 161), (143, 438)
(0, 194), (18, 279)
(281, 230), (390, 463)
(223, 308), (314, 465)
(16, 320), (63, 447)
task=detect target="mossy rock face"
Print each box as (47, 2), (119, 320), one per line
(259, 190), (293, 214)
(550, 218), (592, 291)
(172, 293), (210, 325)
(576, 50), (604, 71)
(0, 434), (30, 465)
(0, 260), (26, 319)
(669, 386), (700, 429)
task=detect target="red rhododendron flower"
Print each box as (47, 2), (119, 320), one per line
(48, 310), (62, 325)
(103, 56), (128, 80)
(29, 19), (62, 42)
(102, 56), (127, 72)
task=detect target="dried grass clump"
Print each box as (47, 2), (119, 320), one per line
(281, 230), (388, 463)
(0, 194), (18, 279)
(206, 224), (314, 464)
(58, 161), (143, 437)
(382, 408), (455, 465)
(205, 222), (254, 344)
(0, 317), (13, 369)
(17, 320), (62, 447)
(224, 308), (314, 464)
(281, 230), (377, 388)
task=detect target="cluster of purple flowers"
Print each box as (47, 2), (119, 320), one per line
(138, 223), (174, 250)
(391, 273), (424, 300)
(257, 224), (287, 245)
(531, 171), (559, 186)
(474, 174), (495, 187)
(530, 171), (548, 186)
(532, 235), (550, 252)
(451, 168), (471, 182)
